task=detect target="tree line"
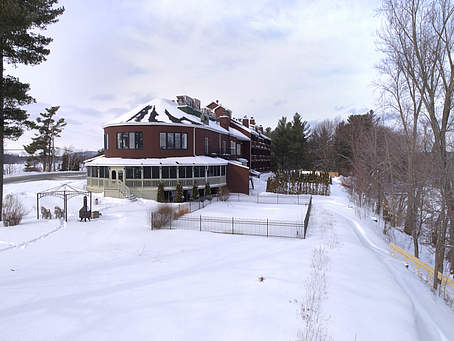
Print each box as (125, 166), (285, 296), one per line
(265, 0), (454, 291)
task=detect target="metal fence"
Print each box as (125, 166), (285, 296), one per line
(151, 195), (313, 239)
(158, 215), (305, 239)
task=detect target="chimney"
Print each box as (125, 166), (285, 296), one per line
(219, 115), (230, 131)
(242, 115), (249, 128)
(250, 117), (255, 126)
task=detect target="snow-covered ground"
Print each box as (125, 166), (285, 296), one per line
(0, 177), (453, 340)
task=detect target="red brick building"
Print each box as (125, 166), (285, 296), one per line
(85, 97), (259, 200)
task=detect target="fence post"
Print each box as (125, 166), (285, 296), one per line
(266, 218), (269, 237)
(200, 215), (202, 231)
(170, 212), (172, 229)
(297, 195), (299, 205)
(151, 212), (153, 230)
(232, 217), (234, 234)
(257, 193), (259, 203)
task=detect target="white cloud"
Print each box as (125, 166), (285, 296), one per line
(5, 0), (382, 151)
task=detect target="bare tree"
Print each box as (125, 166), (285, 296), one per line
(378, 0), (454, 289)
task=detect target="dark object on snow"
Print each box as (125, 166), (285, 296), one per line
(79, 196), (91, 222)
(91, 210), (102, 219)
(54, 206), (63, 219)
(40, 206), (52, 219)
(258, 276), (264, 282)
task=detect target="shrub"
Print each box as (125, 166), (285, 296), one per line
(219, 186), (230, 201)
(204, 182), (211, 197)
(2, 194), (26, 227)
(192, 183), (199, 200)
(150, 204), (173, 229)
(157, 182), (165, 203)
(174, 204), (189, 219)
(175, 182), (184, 203)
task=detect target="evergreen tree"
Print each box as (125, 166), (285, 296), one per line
(192, 183), (199, 200)
(270, 116), (291, 170)
(204, 182), (211, 197)
(24, 106), (66, 172)
(157, 182), (165, 202)
(270, 114), (310, 171)
(175, 183), (184, 203)
(61, 151), (69, 171)
(0, 0), (64, 221)
(69, 155), (80, 171)
(288, 113), (310, 170)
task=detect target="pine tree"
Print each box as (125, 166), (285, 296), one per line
(0, 0), (64, 221)
(175, 183), (184, 203)
(288, 113), (310, 170)
(24, 106), (66, 172)
(192, 183), (199, 200)
(157, 182), (165, 202)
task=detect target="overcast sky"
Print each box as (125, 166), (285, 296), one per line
(5, 0), (381, 152)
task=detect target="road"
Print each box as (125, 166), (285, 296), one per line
(3, 171), (86, 184)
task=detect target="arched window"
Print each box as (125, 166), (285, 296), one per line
(112, 170), (116, 180)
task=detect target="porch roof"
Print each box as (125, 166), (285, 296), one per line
(84, 155), (229, 167)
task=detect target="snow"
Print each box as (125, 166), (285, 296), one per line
(104, 97), (251, 142)
(0, 177), (453, 340)
(85, 155), (228, 167)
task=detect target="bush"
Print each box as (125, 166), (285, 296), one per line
(174, 204), (189, 219)
(192, 183), (199, 200)
(204, 182), (211, 197)
(2, 194), (26, 227)
(219, 186), (230, 201)
(157, 182), (165, 203)
(150, 204), (173, 229)
(175, 182), (184, 203)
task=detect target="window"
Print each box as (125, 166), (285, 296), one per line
(144, 166), (160, 179)
(160, 133), (166, 149)
(116, 132), (143, 149)
(152, 167), (159, 179)
(126, 167), (141, 179)
(208, 166), (220, 177)
(182, 133), (188, 149)
(221, 165), (226, 176)
(167, 133), (174, 149)
(223, 140), (227, 154)
(175, 133), (181, 149)
(194, 166), (205, 178)
(230, 141), (236, 155)
(159, 132), (188, 150)
(205, 137), (209, 154)
(104, 133), (109, 150)
(162, 166), (177, 179)
(236, 143), (241, 156)
(178, 166), (193, 179)
(162, 166), (169, 179)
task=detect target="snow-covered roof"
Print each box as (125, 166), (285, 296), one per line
(105, 98), (250, 141)
(107, 98), (204, 126)
(231, 119), (271, 141)
(85, 155), (228, 167)
(229, 126), (250, 141)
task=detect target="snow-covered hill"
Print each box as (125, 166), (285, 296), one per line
(0, 178), (453, 340)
